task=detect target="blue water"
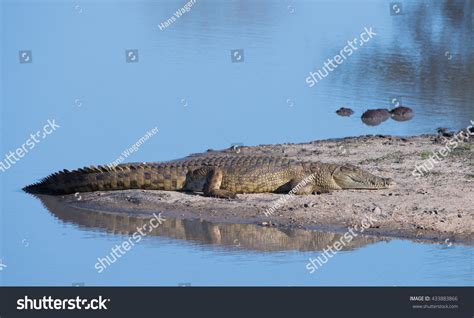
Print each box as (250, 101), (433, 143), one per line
(1, 0), (473, 286)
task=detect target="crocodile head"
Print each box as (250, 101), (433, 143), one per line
(331, 164), (396, 189)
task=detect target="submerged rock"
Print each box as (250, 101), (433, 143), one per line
(390, 106), (414, 121)
(336, 107), (354, 117)
(361, 108), (391, 126)
(436, 127), (454, 138)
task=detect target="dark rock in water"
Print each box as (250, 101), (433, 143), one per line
(336, 107), (354, 117)
(361, 108), (391, 126)
(390, 106), (414, 121)
(434, 127), (458, 143)
(437, 127), (448, 134)
(436, 127), (454, 138)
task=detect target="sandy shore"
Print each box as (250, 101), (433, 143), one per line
(48, 132), (473, 245)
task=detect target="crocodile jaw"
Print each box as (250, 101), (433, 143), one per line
(332, 165), (396, 189)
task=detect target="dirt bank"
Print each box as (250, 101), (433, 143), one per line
(44, 132), (473, 245)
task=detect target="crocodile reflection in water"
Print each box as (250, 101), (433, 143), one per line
(36, 194), (386, 252)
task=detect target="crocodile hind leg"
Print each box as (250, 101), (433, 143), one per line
(285, 179), (332, 195)
(203, 167), (237, 199)
(287, 178), (314, 195)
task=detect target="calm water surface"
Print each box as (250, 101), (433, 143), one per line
(1, 0), (473, 285)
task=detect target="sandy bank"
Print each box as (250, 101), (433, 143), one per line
(39, 132), (473, 245)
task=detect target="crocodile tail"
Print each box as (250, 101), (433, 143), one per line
(22, 163), (185, 195)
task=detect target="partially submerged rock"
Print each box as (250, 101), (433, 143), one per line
(390, 106), (415, 121)
(336, 107), (354, 117)
(436, 127), (454, 138)
(361, 109), (391, 126)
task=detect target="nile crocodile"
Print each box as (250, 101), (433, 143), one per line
(23, 155), (395, 199)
